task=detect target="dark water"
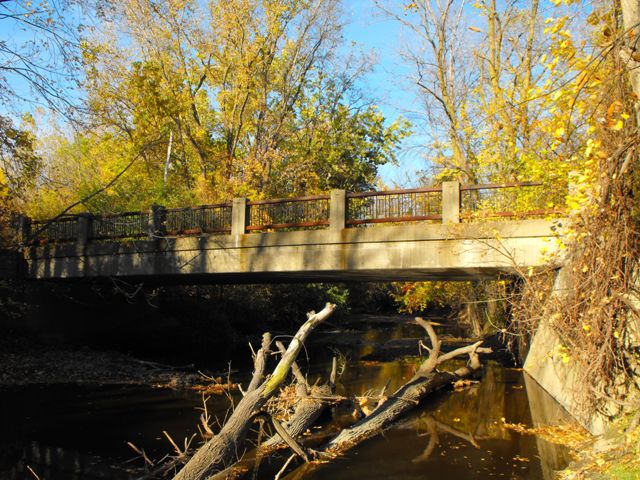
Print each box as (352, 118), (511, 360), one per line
(0, 315), (576, 480)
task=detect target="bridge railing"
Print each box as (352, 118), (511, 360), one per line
(18, 181), (563, 245)
(346, 187), (443, 226)
(164, 204), (232, 235)
(460, 182), (564, 220)
(30, 216), (79, 243)
(246, 195), (330, 231)
(90, 211), (148, 240)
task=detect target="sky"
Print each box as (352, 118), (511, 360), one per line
(342, 1), (427, 186)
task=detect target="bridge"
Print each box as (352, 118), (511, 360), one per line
(14, 182), (566, 283)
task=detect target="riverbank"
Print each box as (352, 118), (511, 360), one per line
(557, 417), (640, 479)
(0, 335), (223, 389)
(0, 312), (505, 388)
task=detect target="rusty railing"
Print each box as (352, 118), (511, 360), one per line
(20, 181), (563, 245)
(346, 187), (443, 226)
(165, 204), (232, 235)
(247, 195), (330, 231)
(30, 216), (79, 243)
(91, 211), (148, 240)
(460, 182), (563, 220)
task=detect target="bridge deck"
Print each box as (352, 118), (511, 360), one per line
(24, 219), (565, 283)
(12, 182), (567, 283)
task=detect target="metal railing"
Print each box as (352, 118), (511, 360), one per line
(460, 182), (563, 220)
(19, 181), (563, 245)
(30, 216), (78, 243)
(346, 187), (443, 226)
(247, 195), (330, 231)
(91, 211), (148, 240)
(165, 204), (232, 235)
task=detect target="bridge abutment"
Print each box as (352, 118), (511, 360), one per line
(524, 267), (609, 434)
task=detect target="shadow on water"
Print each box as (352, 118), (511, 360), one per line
(1, 315), (576, 480)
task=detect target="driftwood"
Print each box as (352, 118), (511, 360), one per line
(171, 313), (490, 480)
(280, 318), (491, 479)
(321, 318), (490, 453)
(173, 303), (336, 480)
(260, 349), (338, 453)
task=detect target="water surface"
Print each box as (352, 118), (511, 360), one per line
(1, 315), (575, 479)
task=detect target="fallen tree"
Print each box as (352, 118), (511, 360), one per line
(168, 313), (489, 480)
(173, 303), (336, 480)
(322, 318), (490, 453)
(260, 347), (338, 453)
(278, 318), (491, 479)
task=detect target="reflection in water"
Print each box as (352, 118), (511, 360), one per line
(1, 316), (576, 480)
(524, 373), (578, 480)
(294, 364), (573, 480)
(2, 441), (132, 480)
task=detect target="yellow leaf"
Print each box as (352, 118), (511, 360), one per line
(612, 120), (624, 131)
(554, 127), (565, 137)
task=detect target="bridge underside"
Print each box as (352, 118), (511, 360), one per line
(24, 219), (565, 284)
(50, 268), (522, 286)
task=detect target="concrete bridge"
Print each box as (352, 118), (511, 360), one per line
(15, 182), (565, 283)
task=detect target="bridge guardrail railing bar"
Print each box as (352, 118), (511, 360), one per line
(164, 204), (233, 235)
(346, 186), (443, 226)
(19, 181), (565, 245)
(90, 211), (148, 240)
(247, 194), (330, 231)
(30, 216), (79, 243)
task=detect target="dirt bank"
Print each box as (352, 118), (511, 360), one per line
(0, 336), (221, 389)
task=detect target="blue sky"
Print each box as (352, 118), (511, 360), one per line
(343, 1), (427, 186)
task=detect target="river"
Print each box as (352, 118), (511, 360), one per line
(1, 314), (576, 479)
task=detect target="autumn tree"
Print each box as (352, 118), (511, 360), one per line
(21, 0), (408, 218)
(384, 0), (600, 329)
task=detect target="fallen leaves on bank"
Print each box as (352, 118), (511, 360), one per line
(501, 419), (592, 449)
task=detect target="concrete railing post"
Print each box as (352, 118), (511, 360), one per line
(231, 197), (249, 235)
(16, 214), (31, 245)
(77, 213), (92, 246)
(149, 205), (166, 239)
(442, 181), (460, 224)
(330, 189), (347, 231)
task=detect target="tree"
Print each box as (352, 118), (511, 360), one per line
(0, 0), (83, 119)
(27, 0), (409, 216)
(0, 115), (40, 203)
(380, 0), (593, 195)
(379, 0), (478, 182)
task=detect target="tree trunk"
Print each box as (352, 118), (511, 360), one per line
(323, 344), (486, 453)
(260, 352), (338, 453)
(276, 318), (491, 480)
(280, 319), (491, 480)
(173, 303), (335, 480)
